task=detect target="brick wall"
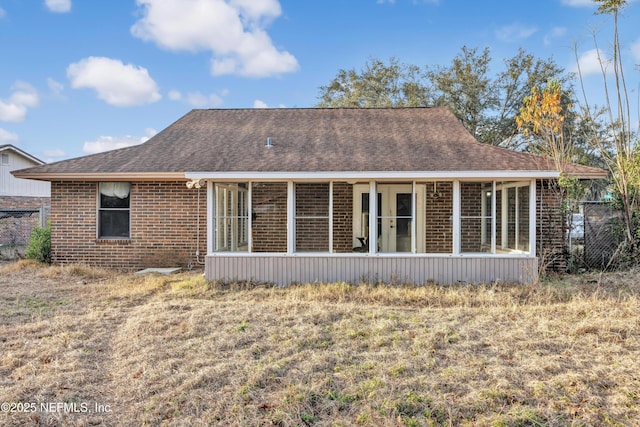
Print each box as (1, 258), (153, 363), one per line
(460, 182), (484, 252)
(295, 183), (329, 252)
(251, 182), (354, 253)
(252, 182), (287, 252)
(424, 181), (453, 253)
(332, 182), (353, 253)
(0, 195), (50, 210)
(49, 179), (565, 270)
(50, 181), (206, 269)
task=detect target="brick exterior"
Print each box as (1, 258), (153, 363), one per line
(50, 181), (206, 269)
(295, 183), (329, 252)
(48, 178), (565, 273)
(424, 181), (453, 253)
(0, 195), (50, 210)
(332, 182), (353, 253)
(460, 182), (485, 252)
(252, 182), (288, 252)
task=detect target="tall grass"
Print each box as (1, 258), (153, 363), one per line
(0, 262), (639, 426)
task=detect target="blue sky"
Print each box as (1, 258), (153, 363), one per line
(0, 0), (638, 162)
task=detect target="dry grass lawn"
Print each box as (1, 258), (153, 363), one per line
(0, 260), (639, 426)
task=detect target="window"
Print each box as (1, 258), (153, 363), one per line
(214, 183), (249, 252)
(1, 153), (8, 165)
(499, 183), (530, 253)
(459, 180), (532, 254)
(98, 182), (130, 239)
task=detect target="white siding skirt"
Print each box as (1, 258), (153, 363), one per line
(205, 255), (538, 285)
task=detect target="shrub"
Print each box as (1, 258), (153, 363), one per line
(25, 223), (51, 264)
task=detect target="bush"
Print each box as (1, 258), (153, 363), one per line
(25, 224), (51, 264)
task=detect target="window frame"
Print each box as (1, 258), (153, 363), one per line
(97, 182), (131, 240)
(213, 183), (249, 252)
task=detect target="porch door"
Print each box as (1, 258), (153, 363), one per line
(378, 184), (413, 252)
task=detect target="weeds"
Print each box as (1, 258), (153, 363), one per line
(0, 262), (639, 426)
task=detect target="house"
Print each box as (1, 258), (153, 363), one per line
(0, 145), (51, 246)
(13, 108), (606, 284)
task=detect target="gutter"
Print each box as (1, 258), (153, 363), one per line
(10, 171), (187, 182)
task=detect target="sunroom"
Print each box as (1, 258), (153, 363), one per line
(197, 174), (540, 285)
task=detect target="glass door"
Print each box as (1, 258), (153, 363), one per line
(378, 184), (413, 252)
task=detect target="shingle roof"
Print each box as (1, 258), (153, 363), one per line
(13, 107), (606, 179)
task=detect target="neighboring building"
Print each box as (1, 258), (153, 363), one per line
(13, 108), (606, 284)
(0, 145), (50, 246)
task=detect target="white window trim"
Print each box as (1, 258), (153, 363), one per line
(96, 182), (131, 240)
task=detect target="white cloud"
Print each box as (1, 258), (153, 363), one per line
(67, 57), (161, 107)
(47, 77), (64, 95)
(82, 128), (157, 154)
(187, 92), (224, 107)
(0, 7), (6, 18)
(544, 27), (567, 46)
(0, 128), (19, 142)
(495, 23), (537, 42)
(572, 48), (610, 76)
(561, 0), (594, 7)
(168, 90), (182, 101)
(0, 82), (39, 123)
(131, 0), (298, 78)
(253, 99), (268, 108)
(169, 89), (225, 107)
(45, 0), (71, 13)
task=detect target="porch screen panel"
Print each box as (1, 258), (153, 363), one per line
(295, 183), (329, 252)
(214, 183), (248, 252)
(518, 185), (530, 252)
(423, 181), (453, 253)
(252, 182), (288, 252)
(460, 182), (493, 253)
(498, 182), (531, 253)
(332, 182), (354, 253)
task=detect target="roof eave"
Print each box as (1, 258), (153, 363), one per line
(186, 170), (562, 181)
(10, 171), (187, 182)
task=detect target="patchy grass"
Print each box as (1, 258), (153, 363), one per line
(0, 261), (639, 426)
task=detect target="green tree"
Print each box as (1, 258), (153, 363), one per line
(317, 57), (429, 108)
(316, 47), (568, 146)
(425, 47), (496, 144)
(492, 49), (570, 148)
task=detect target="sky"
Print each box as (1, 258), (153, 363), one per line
(0, 0), (638, 163)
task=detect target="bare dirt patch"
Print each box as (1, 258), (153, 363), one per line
(1, 261), (639, 426)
